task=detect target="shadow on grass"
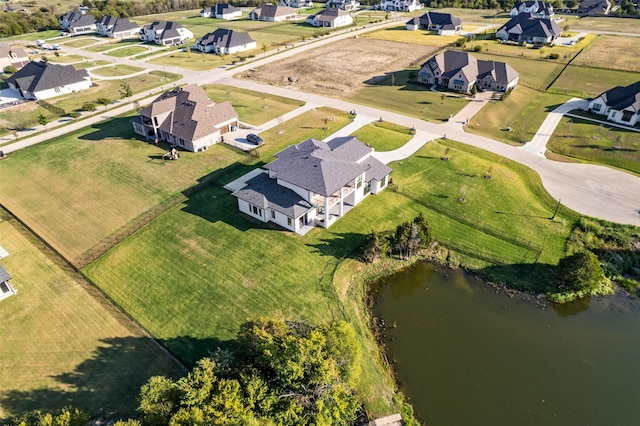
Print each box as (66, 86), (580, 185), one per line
(78, 116), (138, 141)
(0, 335), (232, 423)
(306, 232), (365, 260)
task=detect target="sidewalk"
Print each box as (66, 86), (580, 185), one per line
(322, 113), (375, 141)
(373, 129), (441, 164)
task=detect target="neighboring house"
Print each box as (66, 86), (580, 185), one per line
(96, 15), (140, 38)
(196, 29), (256, 54)
(60, 12), (97, 34)
(200, 4), (242, 19)
(0, 264), (17, 302)
(587, 81), (640, 126)
(495, 13), (561, 45)
(59, 11), (82, 30)
(577, 0), (611, 15)
(306, 8), (353, 28)
(380, 0), (423, 12)
(417, 50), (519, 93)
(231, 137), (391, 234)
(406, 11), (461, 35)
(0, 45), (29, 71)
(326, 0), (360, 10)
(132, 84), (239, 152)
(139, 21), (193, 45)
(510, 0), (554, 18)
(6, 61), (92, 100)
(249, 4), (297, 22)
(280, 0), (314, 8)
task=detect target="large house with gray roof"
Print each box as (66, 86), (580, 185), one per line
(406, 11), (461, 35)
(577, 0), (611, 15)
(132, 84), (239, 152)
(96, 15), (140, 38)
(139, 21), (193, 45)
(200, 4), (242, 19)
(6, 61), (92, 100)
(231, 137), (391, 234)
(306, 8), (353, 28)
(0, 45), (29, 71)
(495, 13), (561, 45)
(510, 0), (554, 18)
(380, 0), (423, 12)
(417, 50), (519, 93)
(587, 81), (640, 127)
(249, 4), (297, 22)
(326, 0), (360, 10)
(196, 29), (256, 54)
(59, 11), (96, 34)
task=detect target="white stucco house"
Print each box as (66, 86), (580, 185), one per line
(306, 8), (353, 28)
(196, 29), (256, 55)
(249, 4), (297, 22)
(495, 13), (561, 45)
(96, 15), (141, 38)
(200, 4), (242, 19)
(405, 11), (461, 35)
(510, 0), (554, 18)
(132, 84), (239, 152)
(139, 21), (193, 45)
(380, 0), (423, 12)
(280, 0), (313, 8)
(587, 81), (640, 126)
(230, 137), (391, 234)
(326, 0), (360, 10)
(6, 61), (92, 100)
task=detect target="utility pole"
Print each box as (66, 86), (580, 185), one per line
(551, 198), (562, 221)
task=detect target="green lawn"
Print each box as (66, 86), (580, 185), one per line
(363, 25), (461, 47)
(105, 46), (149, 57)
(202, 84), (305, 125)
(72, 60), (111, 69)
(465, 86), (571, 145)
(0, 211), (184, 421)
(90, 64), (146, 77)
(61, 37), (102, 48)
(549, 65), (640, 99)
(348, 70), (470, 123)
(351, 121), (414, 152)
(547, 116), (640, 175)
(147, 49), (235, 71)
(43, 54), (86, 64)
(0, 29), (60, 42)
(86, 40), (144, 52)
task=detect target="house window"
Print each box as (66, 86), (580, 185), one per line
(611, 111), (617, 118)
(622, 111), (633, 122)
(271, 210), (276, 219)
(356, 175), (362, 189)
(381, 176), (387, 187)
(287, 217), (292, 226)
(364, 180), (371, 195)
(591, 103), (602, 112)
(251, 205), (263, 217)
(54, 87), (61, 93)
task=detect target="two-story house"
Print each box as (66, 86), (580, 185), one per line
(139, 21), (193, 45)
(306, 8), (353, 28)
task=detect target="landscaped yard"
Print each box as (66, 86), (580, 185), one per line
(72, 60), (111, 69)
(0, 211), (184, 421)
(351, 121), (414, 152)
(547, 116), (640, 176)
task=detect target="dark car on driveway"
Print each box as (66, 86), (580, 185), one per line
(246, 133), (263, 145)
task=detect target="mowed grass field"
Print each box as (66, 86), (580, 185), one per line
(0, 212), (184, 421)
(547, 116), (640, 175)
(549, 65), (640, 99)
(363, 25), (460, 47)
(351, 121), (414, 152)
(571, 35), (640, 72)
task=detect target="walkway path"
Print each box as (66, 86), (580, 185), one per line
(322, 114), (376, 142)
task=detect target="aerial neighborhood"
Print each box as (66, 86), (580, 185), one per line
(0, 0), (639, 424)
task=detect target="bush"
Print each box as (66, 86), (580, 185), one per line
(3, 65), (18, 74)
(472, 44), (482, 52)
(548, 52), (559, 60)
(82, 102), (97, 112)
(557, 251), (606, 293)
(455, 37), (466, 47)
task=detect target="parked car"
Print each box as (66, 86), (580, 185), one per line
(246, 133), (263, 145)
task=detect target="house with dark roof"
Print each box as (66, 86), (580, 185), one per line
(196, 29), (256, 54)
(6, 61), (92, 100)
(0, 45), (29, 71)
(59, 11), (81, 30)
(230, 137), (391, 234)
(60, 11), (96, 34)
(249, 4), (297, 22)
(326, 0), (360, 11)
(510, 0), (554, 18)
(380, 0), (423, 12)
(96, 15), (140, 38)
(132, 84), (239, 152)
(200, 4), (242, 19)
(306, 8), (353, 28)
(280, 0), (314, 8)
(139, 21), (193, 45)
(495, 13), (561, 45)
(0, 265), (17, 302)
(587, 81), (640, 126)
(577, 0), (611, 15)
(417, 50), (519, 93)
(406, 11), (461, 35)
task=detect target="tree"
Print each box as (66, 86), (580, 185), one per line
(96, 97), (111, 110)
(37, 113), (49, 130)
(557, 251), (606, 293)
(3, 65), (18, 74)
(392, 214), (432, 260)
(119, 81), (133, 100)
(68, 111), (80, 120)
(362, 230), (389, 263)
(567, 0), (577, 8)
(82, 102), (97, 112)
(13, 407), (90, 426)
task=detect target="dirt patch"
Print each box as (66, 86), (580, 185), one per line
(238, 38), (440, 97)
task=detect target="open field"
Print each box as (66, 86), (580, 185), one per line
(0, 210), (184, 420)
(105, 46), (149, 58)
(571, 35), (640, 72)
(85, 39), (143, 52)
(351, 121), (414, 152)
(0, 102), (62, 135)
(363, 25), (460, 47)
(61, 37), (103, 48)
(0, 30), (60, 42)
(547, 116), (640, 175)
(43, 54), (85, 64)
(73, 60), (110, 69)
(434, 8), (510, 24)
(240, 38), (439, 97)
(465, 86), (571, 145)
(572, 16), (640, 33)
(147, 49), (234, 71)
(202, 84), (305, 125)
(549, 65), (640, 99)
(90, 64), (146, 77)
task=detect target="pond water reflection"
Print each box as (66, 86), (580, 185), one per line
(372, 262), (640, 425)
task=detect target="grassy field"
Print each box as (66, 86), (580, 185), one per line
(570, 35), (640, 72)
(72, 60), (111, 69)
(349, 70), (470, 123)
(0, 30), (60, 42)
(465, 86), (571, 145)
(547, 116), (640, 175)
(105, 46), (150, 58)
(549, 65), (640, 99)
(85, 39), (144, 52)
(90, 64), (146, 77)
(351, 121), (414, 152)
(147, 49), (235, 71)
(61, 37), (102, 48)
(363, 25), (460, 47)
(0, 210), (184, 421)
(202, 84), (305, 125)
(42, 54), (85, 64)
(571, 16), (640, 33)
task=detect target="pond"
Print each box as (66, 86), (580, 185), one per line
(372, 262), (640, 425)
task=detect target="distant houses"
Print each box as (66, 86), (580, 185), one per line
(132, 84), (239, 152)
(495, 13), (561, 45)
(96, 16), (141, 39)
(587, 81), (640, 126)
(326, 0), (360, 11)
(0, 45), (29, 71)
(200, 4), (242, 19)
(379, 0), (423, 12)
(6, 61), (92, 100)
(406, 11), (461, 35)
(139, 21), (193, 45)
(59, 11), (96, 34)
(279, 0), (314, 8)
(249, 4), (297, 22)
(196, 29), (256, 54)
(577, 0), (611, 15)
(306, 8), (353, 28)
(417, 50), (519, 93)
(510, 0), (554, 18)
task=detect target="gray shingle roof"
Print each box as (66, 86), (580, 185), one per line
(422, 50), (519, 86)
(6, 61), (90, 93)
(97, 15), (118, 26)
(112, 18), (139, 33)
(232, 172), (314, 218)
(197, 28), (255, 49)
(598, 81), (640, 112)
(411, 11), (461, 29)
(498, 13), (561, 39)
(314, 7), (349, 22)
(0, 265), (10, 283)
(253, 4), (296, 18)
(69, 14), (96, 29)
